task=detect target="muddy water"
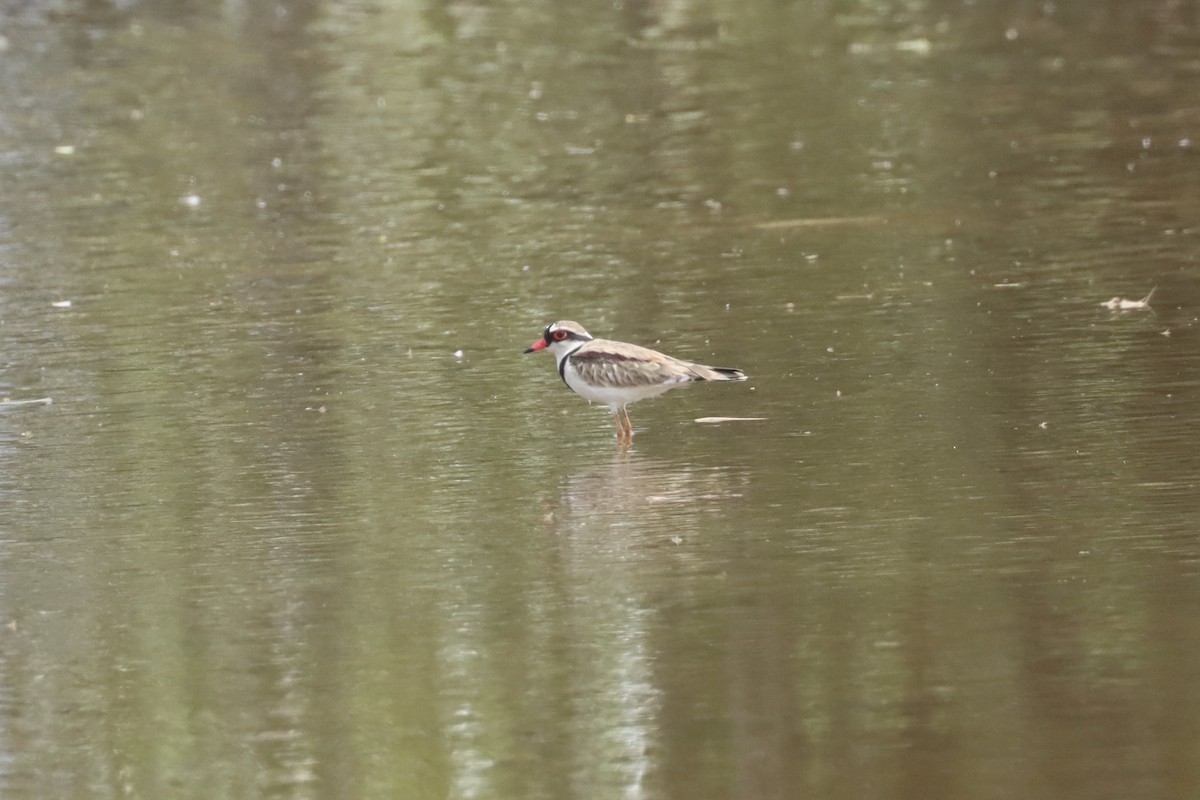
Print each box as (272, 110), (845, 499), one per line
(0, 2), (1197, 798)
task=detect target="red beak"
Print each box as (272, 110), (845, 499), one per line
(523, 338), (548, 353)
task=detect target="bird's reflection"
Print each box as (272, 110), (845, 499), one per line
(527, 452), (749, 794)
(543, 451), (749, 546)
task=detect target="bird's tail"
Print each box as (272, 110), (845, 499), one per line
(699, 366), (747, 382)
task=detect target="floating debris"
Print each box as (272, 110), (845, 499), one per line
(1101, 286), (1155, 310)
(54, 145), (75, 156)
(0, 397), (53, 407)
(895, 38), (932, 55)
(755, 215), (888, 230)
(647, 492), (744, 504)
(694, 416), (766, 424)
(51, 300), (72, 308)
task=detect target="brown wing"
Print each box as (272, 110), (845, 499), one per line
(571, 339), (736, 388)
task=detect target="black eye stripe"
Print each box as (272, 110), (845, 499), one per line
(543, 324), (592, 345)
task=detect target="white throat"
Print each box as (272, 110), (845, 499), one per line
(551, 339), (587, 371)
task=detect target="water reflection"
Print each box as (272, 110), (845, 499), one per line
(529, 454), (749, 797)
(0, 0), (1199, 798)
(550, 454), (749, 537)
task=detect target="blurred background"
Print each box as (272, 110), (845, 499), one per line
(1, 1), (1198, 798)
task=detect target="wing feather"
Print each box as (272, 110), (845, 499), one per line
(570, 339), (729, 388)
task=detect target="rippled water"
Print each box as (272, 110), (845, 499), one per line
(1, 1), (1198, 798)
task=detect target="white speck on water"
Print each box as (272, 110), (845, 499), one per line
(181, 194), (201, 208)
(453, 349), (464, 359)
(54, 145), (75, 155)
(896, 38), (932, 55)
(51, 300), (72, 308)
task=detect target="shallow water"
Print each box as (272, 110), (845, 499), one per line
(1, 1), (1198, 798)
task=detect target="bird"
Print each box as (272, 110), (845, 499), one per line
(523, 320), (747, 445)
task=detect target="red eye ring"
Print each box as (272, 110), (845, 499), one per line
(552, 330), (569, 341)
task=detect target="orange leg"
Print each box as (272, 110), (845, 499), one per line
(613, 410), (627, 444)
(613, 406), (634, 447)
